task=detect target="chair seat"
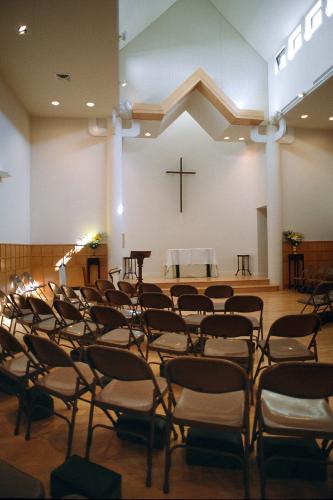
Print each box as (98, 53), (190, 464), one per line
(1, 353), (37, 377)
(38, 362), (94, 397)
(261, 389), (333, 436)
(298, 295), (330, 306)
(150, 332), (188, 353)
(204, 338), (249, 358)
(33, 318), (59, 332)
(130, 297), (138, 306)
(98, 328), (144, 346)
(62, 321), (98, 337)
(259, 338), (314, 360)
(96, 376), (167, 413)
(119, 308), (140, 320)
(173, 388), (244, 428)
(18, 313), (35, 325)
(182, 314), (208, 327)
(241, 314), (260, 328)
(212, 300), (227, 312)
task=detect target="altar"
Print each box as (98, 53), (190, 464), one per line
(164, 248), (218, 278)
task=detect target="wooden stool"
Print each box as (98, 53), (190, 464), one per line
(123, 257), (137, 279)
(235, 254), (251, 276)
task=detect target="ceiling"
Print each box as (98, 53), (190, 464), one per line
(0, 0), (119, 118)
(283, 76), (333, 130)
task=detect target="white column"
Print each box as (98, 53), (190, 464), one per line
(105, 116), (123, 270)
(266, 125), (282, 287)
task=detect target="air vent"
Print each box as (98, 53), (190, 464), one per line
(55, 73), (71, 81)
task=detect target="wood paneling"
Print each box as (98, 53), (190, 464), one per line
(0, 243), (108, 293)
(283, 241), (333, 288)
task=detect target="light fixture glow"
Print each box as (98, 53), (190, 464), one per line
(18, 25), (27, 35)
(238, 137), (245, 141)
(120, 80), (127, 87)
(86, 102), (95, 108)
(224, 136), (230, 140)
(117, 203), (124, 215)
(51, 100), (60, 106)
(329, 116), (333, 121)
(300, 114), (309, 119)
(327, 0), (333, 16)
(297, 92), (305, 98)
(144, 132), (151, 137)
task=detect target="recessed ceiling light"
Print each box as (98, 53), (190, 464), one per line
(86, 102), (95, 108)
(120, 80), (127, 87)
(224, 136), (230, 140)
(297, 92), (305, 98)
(18, 25), (27, 35)
(238, 137), (245, 141)
(51, 100), (60, 106)
(144, 132), (151, 137)
(300, 114), (309, 119)
(329, 116), (333, 121)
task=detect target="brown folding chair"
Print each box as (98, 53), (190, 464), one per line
(117, 280), (139, 306)
(23, 334), (95, 458)
(200, 314), (254, 401)
(95, 279), (116, 296)
(61, 284), (87, 312)
(139, 292), (174, 312)
(9, 293), (35, 334)
(80, 286), (105, 308)
(0, 326), (43, 437)
(204, 284), (234, 312)
(53, 300), (99, 350)
(225, 295), (264, 346)
(0, 289), (18, 334)
(254, 313), (321, 382)
(163, 357), (250, 498)
(48, 281), (63, 302)
(90, 305), (145, 358)
(298, 281), (333, 314)
(170, 284), (198, 309)
(143, 309), (197, 363)
(105, 289), (140, 324)
(140, 283), (163, 294)
(27, 297), (63, 341)
(85, 345), (170, 487)
(252, 362), (333, 499)
(177, 294), (214, 330)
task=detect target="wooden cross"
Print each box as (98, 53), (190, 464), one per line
(166, 157), (196, 212)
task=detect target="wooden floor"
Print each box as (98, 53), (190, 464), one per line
(1, 290), (333, 499)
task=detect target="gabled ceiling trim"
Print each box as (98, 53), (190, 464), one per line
(132, 68), (264, 125)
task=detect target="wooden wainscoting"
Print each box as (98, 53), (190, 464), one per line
(0, 243), (108, 294)
(0, 244), (31, 293)
(283, 241), (333, 289)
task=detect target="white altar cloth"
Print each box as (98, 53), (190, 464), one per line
(165, 248), (218, 278)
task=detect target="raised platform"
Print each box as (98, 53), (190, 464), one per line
(137, 275), (279, 294)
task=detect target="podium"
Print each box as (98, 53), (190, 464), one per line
(130, 251), (151, 284)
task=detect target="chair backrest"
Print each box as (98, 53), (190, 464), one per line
(139, 292), (173, 310)
(61, 285), (79, 300)
(48, 281), (62, 297)
(200, 314), (253, 339)
(54, 299), (83, 323)
(312, 280), (332, 296)
(268, 313), (320, 339)
(0, 290), (10, 312)
(90, 305), (128, 329)
(204, 285), (234, 299)
(27, 297), (54, 317)
(86, 345), (153, 381)
(24, 334), (73, 368)
(258, 362), (333, 399)
(105, 289), (132, 308)
(117, 281), (136, 296)
(95, 279), (115, 295)
(10, 293), (30, 312)
(140, 283), (163, 294)
(0, 325), (24, 355)
(144, 309), (187, 334)
(166, 356), (248, 394)
(81, 286), (103, 304)
(170, 284), (198, 298)
(178, 294), (214, 313)
(224, 295), (263, 313)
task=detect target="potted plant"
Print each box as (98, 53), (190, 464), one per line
(283, 230), (304, 253)
(87, 232), (105, 250)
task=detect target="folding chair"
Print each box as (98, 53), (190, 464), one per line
(204, 284), (234, 312)
(225, 295), (264, 346)
(298, 281), (333, 314)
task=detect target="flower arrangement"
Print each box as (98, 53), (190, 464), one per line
(86, 232), (105, 249)
(283, 230), (304, 248)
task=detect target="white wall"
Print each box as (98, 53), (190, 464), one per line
(30, 118), (106, 243)
(123, 112), (266, 276)
(268, 10), (333, 116)
(120, 0), (268, 114)
(0, 74), (30, 243)
(281, 128), (333, 240)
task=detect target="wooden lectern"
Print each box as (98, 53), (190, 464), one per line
(130, 251), (151, 284)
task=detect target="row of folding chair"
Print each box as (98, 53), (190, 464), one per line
(0, 327), (332, 498)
